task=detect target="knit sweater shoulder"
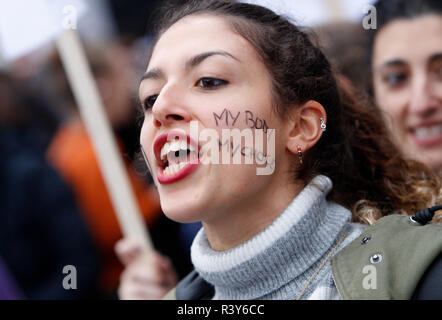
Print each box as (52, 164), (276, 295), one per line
(190, 175), (366, 300)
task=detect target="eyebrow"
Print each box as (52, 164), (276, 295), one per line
(429, 52), (442, 64)
(185, 50), (240, 69)
(139, 68), (164, 83)
(139, 50), (240, 84)
(377, 59), (407, 72)
(376, 52), (442, 73)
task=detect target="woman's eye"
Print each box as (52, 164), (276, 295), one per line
(143, 95), (158, 110)
(384, 72), (407, 86)
(197, 77), (228, 89)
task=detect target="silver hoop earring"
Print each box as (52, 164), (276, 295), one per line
(320, 118), (327, 132)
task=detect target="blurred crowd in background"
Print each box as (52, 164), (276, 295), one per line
(0, 0), (441, 299)
(0, 0), (199, 300)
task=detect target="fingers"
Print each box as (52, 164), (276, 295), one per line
(122, 256), (176, 287)
(153, 253), (179, 286)
(118, 282), (170, 300)
(114, 238), (143, 266)
(117, 250), (179, 300)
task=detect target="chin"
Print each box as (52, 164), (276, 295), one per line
(419, 154), (442, 171)
(159, 191), (211, 224)
(407, 148), (442, 171)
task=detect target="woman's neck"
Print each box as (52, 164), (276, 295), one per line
(202, 178), (305, 251)
(191, 175), (358, 300)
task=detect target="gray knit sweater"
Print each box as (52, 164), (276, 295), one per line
(190, 175), (367, 300)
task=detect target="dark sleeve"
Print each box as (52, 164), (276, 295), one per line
(412, 253), (442, 300)
(27, 164), (100, 300)
(175, 270), (214, 300)
(0, 257), (24, 300)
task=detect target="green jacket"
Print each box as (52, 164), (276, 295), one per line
(164, 214), (442, 300)
(331, 214), (442, 300)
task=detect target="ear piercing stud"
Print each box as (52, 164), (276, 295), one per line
(320, 118), (327, 132)
(297, 146), (303, 164)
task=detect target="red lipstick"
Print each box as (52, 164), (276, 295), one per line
(153, 131), (200, 185)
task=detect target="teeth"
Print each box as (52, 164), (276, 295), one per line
(160, 138), (196, 161)
(414, 124), (442, 138)
(162, 162), (189, 176)
(169, 140), (181, 152)
(161, 143), (169, 160)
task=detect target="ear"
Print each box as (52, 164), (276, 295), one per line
(286, 100), (327, 155)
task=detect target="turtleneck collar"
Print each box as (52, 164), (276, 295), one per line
(190, 175), (353, 300)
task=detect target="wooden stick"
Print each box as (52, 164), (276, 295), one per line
(0, 48), (7, 71)
(55, 29), (153, 253)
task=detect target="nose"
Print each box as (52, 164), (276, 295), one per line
(151, 83), (192, 128)
(408, 73), (440, 117)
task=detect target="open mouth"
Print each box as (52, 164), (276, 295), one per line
(410, 123), (442, 147)
(153, 131), (200, 184)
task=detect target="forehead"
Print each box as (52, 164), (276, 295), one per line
(149, 14), (258, 68)
(373, 15), (442, 66)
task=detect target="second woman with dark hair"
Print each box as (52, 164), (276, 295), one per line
(369, 0), (442, 172)
(116, 0), (442, 300)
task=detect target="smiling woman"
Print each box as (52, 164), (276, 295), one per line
(116, 0), (442, 300)
(369, 0), (442, 170)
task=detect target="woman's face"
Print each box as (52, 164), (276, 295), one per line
(139, 15), (291, 223)
(372, 15), (442, 169)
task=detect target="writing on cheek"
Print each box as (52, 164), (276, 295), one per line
(213, 108), (270, 133)
(216, 138), (275, 170)
(213, 108), (241, 127)
(245, 110), (269, 134)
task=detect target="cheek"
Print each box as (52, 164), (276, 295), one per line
(140, 117), (154, 152)
(433, 81), (442, 98)
(375, 85), (408, 124)
(209, 104), (274, 130)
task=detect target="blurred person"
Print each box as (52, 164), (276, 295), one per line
(0, 72), (99, 299)
(313, 22), (371, 95)
(44, 41), (170, 298)
(369, 0), (442, 171)
(108, 0), (164, 42)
